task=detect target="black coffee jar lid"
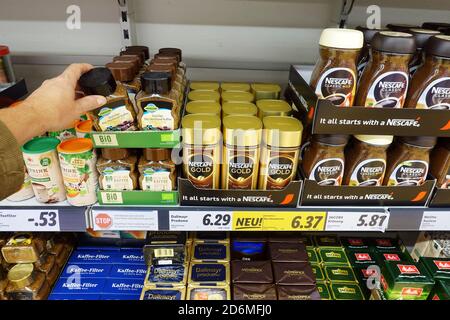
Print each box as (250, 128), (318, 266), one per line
(422, 22), (450, 31)
(371, 31), (416, 54)
(79, 67), (117, 97)
(409, 28), (441, 49)
(386, 23), (419, 32)
(425, 35), (450, 58)
(141, 72), (172, 94)
(313, 134), (350, 146)
(399, 136), (438, 148)
(356, 26), (386, 45)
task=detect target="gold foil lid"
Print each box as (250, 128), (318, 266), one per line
(188, 90), (221, 102)
(222, 91), (254, 103)
(251, 83), (281, 93)
(222, 102), (258, 117)
(354, 135), (394, 146)
(7, 264), (34, 288)
(263, 116), (303, 148)
(221, 83), (251, 92)
(257, 100), (292, 118)
(186, 101), (221, 115)
(190, 82), (220, 91)
(8, 233), (33, 246)
(182, 114), (222, 145)
(223, 115), (262, 146)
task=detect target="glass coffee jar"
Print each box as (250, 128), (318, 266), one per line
(343, 135), (393, 186)
(302, 135), (349, 186)
(310, 28), (363, 107)
(384, 136), (437, 186)
(430, 139), (450, 189)
(405, 35), (450, 109)
(355, 32), (416, 108)
(6, 264), (50, 300)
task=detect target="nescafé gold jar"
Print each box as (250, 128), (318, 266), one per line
(182, 114), (222, 189)
(1, 233), (45, 264)
(222, 115), (262, 190)
(222, 102), (258, 118)
(256, 100), (292, 119)
(6, 264), (50, 300)
(259, 116), (303, 190)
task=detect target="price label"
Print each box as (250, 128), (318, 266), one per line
(326, 211), (389, 232)
(92, 210), (158, 231)
(0, 210), (60, 231)
(233, 211), (326, 231)
(420, 211), (450, 231)
(93, 134), (119, 147)
(169, 211), (232, 231)
(100, 192), (124, 204)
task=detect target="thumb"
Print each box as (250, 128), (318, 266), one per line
(75, 95), (107, 114)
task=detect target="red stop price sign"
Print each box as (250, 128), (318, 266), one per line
(95, 213), (112, 229)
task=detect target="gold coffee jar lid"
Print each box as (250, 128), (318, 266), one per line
(223, 115), (262, 146)
(222, 91), (255, 103)
(221, 82), (251, 92)
(263, 116), (303, 148)
(251, 83), (282, 100)
(7, 264), (34, 288)
(222, 102), (258, 117)
(188, 90), (221, 102)
(190, 81), (220, 91)
(256, 100), (292, 119)
(186, 101), (221, 115)
(354, 135), (394, 146)
(182, 114), (221, 145)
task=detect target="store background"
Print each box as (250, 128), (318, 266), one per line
(2, 0), (450, 91)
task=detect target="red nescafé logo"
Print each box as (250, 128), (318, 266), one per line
(401, 287), (423, 296)
(397, 265), (420, 274)
(433, 260), (450, 270)
(348, 238), (364, 246)
(355, 253), (372, 261)
(383, 253), (401, 261)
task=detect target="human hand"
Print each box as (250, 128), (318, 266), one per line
(25, 63), (107, 132)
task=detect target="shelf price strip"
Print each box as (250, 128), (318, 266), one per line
(0, 209), (60, 232)
(232, 211), (327, 231)
(419, 211), (450, 231)
(169, 211), (232, 231)
(91, 210), (158, 231)
(325, 211), (390, 232)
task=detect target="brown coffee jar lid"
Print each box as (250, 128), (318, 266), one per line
(126, 45), (150, 60)
(120, 50), (145, 65)
(422, 22), (450, 31)
(154, 53), (180, 63)
(386, 23), (419, 32)
(101, 148), (129, 160)
(371, 31), (416, 54)
(106, 62), (135, 82)
(409, 29), (441, 49)
(313, 134), (350, 146)
(356, 26), (387, 45)
(159, 48), (182, 61)
(144, 148), (171, 161)
(148, 63), (176, 79)
(151, 58), (178, 68)
(113, 56), (140, 73)
(399, 136), (438, 148)
(425, 35), (450, 58)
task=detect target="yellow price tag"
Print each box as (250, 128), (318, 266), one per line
(232, 211), (326, 231)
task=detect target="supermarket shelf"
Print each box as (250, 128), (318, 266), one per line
(0, 198), (88, 232)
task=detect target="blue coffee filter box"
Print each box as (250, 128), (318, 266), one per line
(109, 264), (147, 279)
(60, 264), (112, 278)
(104, 278), (144, 295)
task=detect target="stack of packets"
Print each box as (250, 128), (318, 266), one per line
(420, 257), (450, 300)
(48, 247), (146, 300)
(141, 231), (231, 300)
(231, 232), (319, 300)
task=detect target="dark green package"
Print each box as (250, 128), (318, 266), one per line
(346, 249), (378, 266)
(381, 261), (435, 300)
(318, 248), (349, 265)
(370, 288), (387, 300)
(420, 257), (450, 281)
(316, 281), (331, 300)
(314, 235), (341, 248)
(330, 282), (365, 300)
(375, 251), (413, 264)
(428, 280), (450, 300)
(353, 265), (381, 299)
(341, 237), (371, 250)
(307, 248), (320, 264)
(324, 265), (358, 283)
(310, 263), (325, 281)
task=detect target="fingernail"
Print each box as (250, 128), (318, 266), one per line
(97, 97), (107, 105)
